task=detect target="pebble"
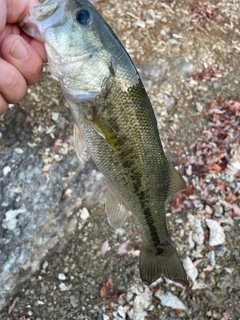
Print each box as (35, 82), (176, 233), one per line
(135, 20), (146, 28)
(58, 273), (67, 281)
(183, 257), (198, 283)
(4, 208), (26, 230)
(42, 261), (48, 270)
(58, 282), (68, 291)
(70, 293), (79, 308)
(209, 250), (216, 266)
(3, 166), (11, 176)
(147, 9), (155, 19)
(155, 290), (187, 311)
(117, 306), (126, 318)
(127, 285), (152, 320)
(51, 112), (59, 122)
(205, 290), (217, 301)
(205, 205), (213, 214)
(206, 219), (226, 246)
(14, 148), (24, 154)
(188, 213), (204, 245)
(192, 281), (208, 290)
(80, 207), (90, 220)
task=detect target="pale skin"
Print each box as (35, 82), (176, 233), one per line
(0, 0), (47, 115)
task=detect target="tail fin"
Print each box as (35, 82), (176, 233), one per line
(139, 243), (187, 285)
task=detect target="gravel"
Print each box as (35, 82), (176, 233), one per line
(0, 0), (239, 319)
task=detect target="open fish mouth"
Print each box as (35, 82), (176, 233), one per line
(21, 0), (66, 41)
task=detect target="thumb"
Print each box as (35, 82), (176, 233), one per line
(1, 34), (44, 85)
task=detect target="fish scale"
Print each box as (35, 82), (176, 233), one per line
(22, 0), (187, 285)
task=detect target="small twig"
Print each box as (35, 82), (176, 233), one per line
(183, 0), (211, 21)
(8, 297), (19, 314)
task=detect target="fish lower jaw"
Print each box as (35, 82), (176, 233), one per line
(46, 42), (92, 65)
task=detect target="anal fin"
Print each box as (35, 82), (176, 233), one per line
(105, 188), (129, 229)
(73, 124), (85, 160)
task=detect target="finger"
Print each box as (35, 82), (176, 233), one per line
(6, 0), (40, 23)
(0, 0), (7, 33)
(21, 32), (48, 63)
(0, 58), (27, 105)
(0, 25), (47, 63)
(0, 24), (20, 49)
(0, 93), (8, 116)
(1, 34), (43, 85)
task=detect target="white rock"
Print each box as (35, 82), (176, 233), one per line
(127, 285), (152, 320)
(188, 213), (204, 245)
(206, 218), (226, 246)
(117, 305), (126, 318)
(3, 166), (11, 176)
(196, 102), (204, 112)
(4, 208), (26, 230)
(188, 230), (195, 249)
(155, 290), (187, 310)
(183, 257), (198, 283)
(209, 250), (216, 266)
(135, 20), (146, 28)
(58, 273), (67, 281)
(14, 148), (24, 154)
(205, 205), (213, 214)
(80, 207), (90, 220)
(59, 282), (68, 291)
(147, 9), (155, 19)
(42, 261), (48, 270)
(192, 281), (208, 290)
(194, 220), (205, 245)
(51, 112), (59, 122)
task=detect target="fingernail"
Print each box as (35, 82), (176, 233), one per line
(10, 39), (29, 60)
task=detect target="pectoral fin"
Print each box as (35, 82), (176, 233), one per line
(73, 124), (85, 160)
(92, 115), (122, 151)
(105, 188), (129, 229)
(168, 165), (186, 197)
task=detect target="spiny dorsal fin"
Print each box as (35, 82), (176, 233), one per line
(105, 188), (130, 229)
(92, 115), (122, 151)
(73, 123), (85, 160)
(168, 165), (186, 197)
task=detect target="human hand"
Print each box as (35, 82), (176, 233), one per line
(0, 0), (47, 115)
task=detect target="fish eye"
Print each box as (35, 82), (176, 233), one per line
(76, 9), (90, 25)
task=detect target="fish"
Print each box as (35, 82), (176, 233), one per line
(21, 0), (187, 285)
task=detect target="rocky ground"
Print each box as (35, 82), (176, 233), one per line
(0, 0), (239, 319)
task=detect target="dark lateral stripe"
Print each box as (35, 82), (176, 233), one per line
(143, 207), (161, 250)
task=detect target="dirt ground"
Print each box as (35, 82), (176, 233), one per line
(0, 0), (240, 319)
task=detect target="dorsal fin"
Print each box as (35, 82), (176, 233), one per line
(168, 165), (186, 197)
(105, 188), (130, 229)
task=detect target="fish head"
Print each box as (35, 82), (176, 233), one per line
(22, 0), (114, 102)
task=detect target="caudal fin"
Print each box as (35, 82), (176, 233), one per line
(139, 243), (187, 285)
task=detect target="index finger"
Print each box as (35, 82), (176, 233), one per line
(0, 0), (7, 33)
(5, 0), (40, 24)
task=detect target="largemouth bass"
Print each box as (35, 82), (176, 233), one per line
(22, 0), (187, 285)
